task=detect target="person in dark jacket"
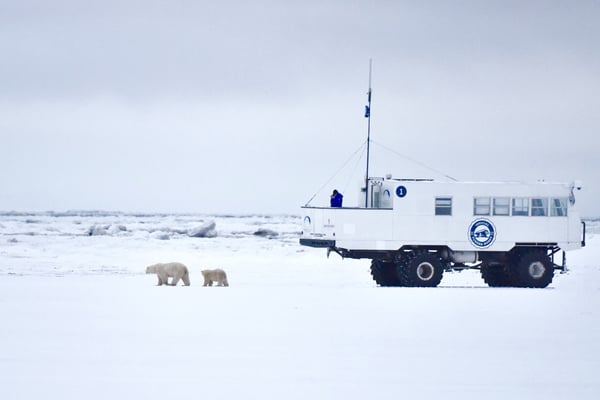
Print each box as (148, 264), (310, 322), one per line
(330, 190), (343, 207)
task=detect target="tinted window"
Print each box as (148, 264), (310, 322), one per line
(435, 197), (452, 216)
(474, 197), (490, 215)
(512, 198), (529, 216)
(531, 198), (548, 216)
(551, 198), (568, 216)
(493, 198), (510, 216)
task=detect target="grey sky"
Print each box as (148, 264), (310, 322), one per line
(1, 0), (598, 216)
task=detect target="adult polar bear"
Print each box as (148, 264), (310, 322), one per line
(146, 262), (191, 286)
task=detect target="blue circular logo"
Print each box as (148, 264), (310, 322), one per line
(396, 186), (407, 198)
(468, 219), (496, 248)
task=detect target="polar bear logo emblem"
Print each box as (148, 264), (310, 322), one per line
(468, 219), (496, 249)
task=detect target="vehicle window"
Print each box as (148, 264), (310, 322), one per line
(551, 198), (568, 216)
(435, 197), (452, 216)
(473, 197), (490, 215)
(493, 197), (510, 216)
(531, 198), (548, 216)
(512, 198), (529, 216)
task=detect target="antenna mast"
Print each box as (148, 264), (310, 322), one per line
(364, 59), (372, 208)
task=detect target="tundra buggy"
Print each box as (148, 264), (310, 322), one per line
(300, 177), (585, 288)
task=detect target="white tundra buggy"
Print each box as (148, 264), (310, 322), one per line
(300, 177), (586, 288)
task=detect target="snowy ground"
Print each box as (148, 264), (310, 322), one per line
(0, 213), (599, 399)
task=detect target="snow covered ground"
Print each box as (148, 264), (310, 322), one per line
(0, 212), (598, 399)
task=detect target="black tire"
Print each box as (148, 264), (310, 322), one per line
(398, 251), (443, 287)
(370, 259), (402, 287)
(515, 252), (554, 288)
(480, 262), (514, 287)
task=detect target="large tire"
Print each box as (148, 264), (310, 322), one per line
(370, 259), (402, 287)
(515, 252), (554, 288)
(480, 262), (514, 287)
(398, 251), (443, 287)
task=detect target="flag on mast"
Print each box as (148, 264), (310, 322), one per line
(364, 105), (370, 118)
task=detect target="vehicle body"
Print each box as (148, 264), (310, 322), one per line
(300, 176), (585, 288)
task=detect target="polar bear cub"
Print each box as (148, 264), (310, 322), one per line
(146, 262), (191, 286)
(201, 269), (229, 287)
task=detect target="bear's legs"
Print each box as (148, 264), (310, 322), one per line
(171, 272), (182, 286)
(157, 272), (169, 286)
(182, 272), (191, 286)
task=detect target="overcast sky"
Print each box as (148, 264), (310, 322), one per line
(1, 0), (598, 216)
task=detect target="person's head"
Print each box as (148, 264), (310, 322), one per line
(332, 189), (338, 196)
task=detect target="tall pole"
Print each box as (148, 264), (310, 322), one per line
(364, 59), (372, 208)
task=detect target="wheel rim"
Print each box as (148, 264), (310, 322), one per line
(528, 261), (546, 279)
(416, 262), (435, 281)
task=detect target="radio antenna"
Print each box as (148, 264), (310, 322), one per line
(364, 59), (373, 208)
